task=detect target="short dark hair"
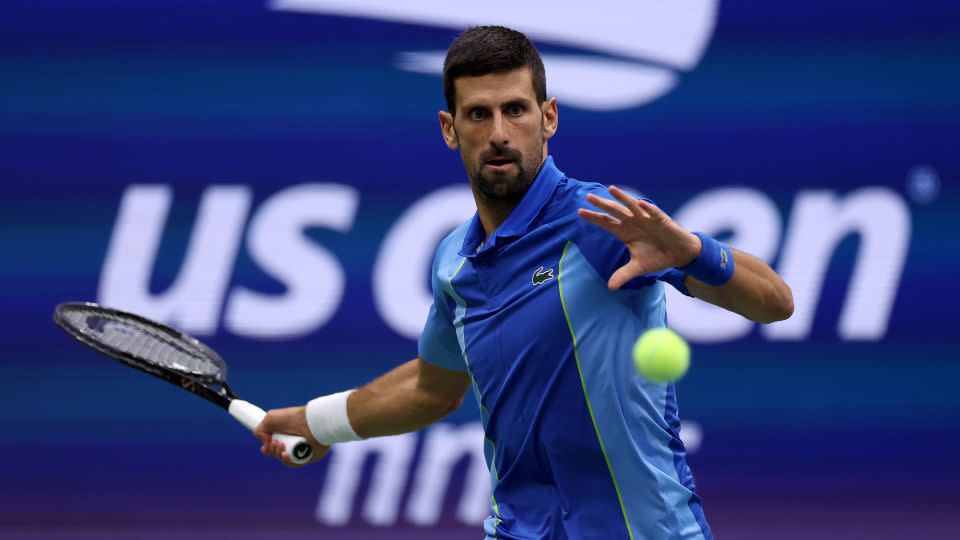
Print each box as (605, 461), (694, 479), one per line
(442, 26), (547, 113)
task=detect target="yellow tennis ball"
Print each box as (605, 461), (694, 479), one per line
(632, 328), (690, 383)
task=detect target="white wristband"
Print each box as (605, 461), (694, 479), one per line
(305, 390), (362, 445)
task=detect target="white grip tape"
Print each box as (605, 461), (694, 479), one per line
(228, 399), (267, 431)
(228, 400), (313, 465)
(305, 390), (361, 445)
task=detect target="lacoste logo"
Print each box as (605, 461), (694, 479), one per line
(720, 249), (728, 270)
(532, 266), (555, 286)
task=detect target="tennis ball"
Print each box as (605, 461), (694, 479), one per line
(632, 328), (690, 383)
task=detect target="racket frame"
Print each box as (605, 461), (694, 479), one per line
(54, 302), (236, 408)
(53, 302), (313, 464)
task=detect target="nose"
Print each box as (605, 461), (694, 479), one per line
(489, 112), (509, 149)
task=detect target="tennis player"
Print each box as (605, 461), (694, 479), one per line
(256, 26), (793, 540)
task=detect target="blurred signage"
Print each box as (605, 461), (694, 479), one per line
(99, 183), (911, 343)
(271, 0), (719, 110)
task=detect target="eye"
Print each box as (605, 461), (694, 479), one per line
(507, 103), (525, 116)
(469, 108), (488, 121)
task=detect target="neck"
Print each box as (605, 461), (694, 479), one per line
(473, 152), (549, 238)
(475, 195), (519, 238)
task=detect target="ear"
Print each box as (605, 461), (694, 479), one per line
(438, 110), (459, 150)
(541, 97), (558, 141)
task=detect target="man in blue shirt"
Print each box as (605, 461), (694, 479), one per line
(257, 26), (793, 540)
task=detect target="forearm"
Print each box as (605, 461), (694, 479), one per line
(346, 358), (466, 438)
(685, 249), (794, 324)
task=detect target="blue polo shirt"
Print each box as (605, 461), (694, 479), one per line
(418, 156), (712, 540)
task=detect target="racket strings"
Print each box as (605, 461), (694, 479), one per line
(60, 307), (224, 378)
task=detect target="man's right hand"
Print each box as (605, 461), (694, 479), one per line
(254, 406), (330, 467)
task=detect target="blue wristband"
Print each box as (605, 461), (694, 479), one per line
(678, 232), (735, 286)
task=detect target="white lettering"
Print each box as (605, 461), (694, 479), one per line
(314, 421), (703, 528)
(374, 186), (474, 339)
(97, 184), (912, 342)
(765, 188), (911, 341)
(98, 185), (250, 335)
(406, 423), (490, 526)
(666, 188), (782, 342)
(316, 433), (418, 526)
(225, 184), (358, 339)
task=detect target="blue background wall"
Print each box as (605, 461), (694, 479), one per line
(2, 1), (958, 538)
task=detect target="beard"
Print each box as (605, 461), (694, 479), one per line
(466, 138), (544, 204)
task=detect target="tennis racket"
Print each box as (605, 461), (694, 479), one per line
(53, 301), (313, 464)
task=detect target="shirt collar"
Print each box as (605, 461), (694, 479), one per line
(459, 155), (564, 258)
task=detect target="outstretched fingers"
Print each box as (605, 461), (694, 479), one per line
(633, 197), (668, 221)
(578, 208), (622, 234)
(608, 186), (651, 219)
(585, 192), (634, 221)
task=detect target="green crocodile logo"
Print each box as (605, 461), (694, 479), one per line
(532, 266), (555, 285)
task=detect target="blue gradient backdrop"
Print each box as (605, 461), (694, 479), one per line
(2, 1), (958, 538)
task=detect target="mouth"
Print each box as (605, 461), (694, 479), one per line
(484, 158), (516, 171)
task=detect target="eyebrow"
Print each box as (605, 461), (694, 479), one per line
(462, 97), (532, 112)
(501, 99), (530, 109)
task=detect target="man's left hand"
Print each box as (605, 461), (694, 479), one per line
(578, 186), (701, 290)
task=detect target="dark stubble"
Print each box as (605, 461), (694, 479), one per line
(463, 125), (545, 205)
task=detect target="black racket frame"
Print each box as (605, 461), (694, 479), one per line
(53, 302), (238, 409)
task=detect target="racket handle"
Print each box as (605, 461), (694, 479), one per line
(228, 400), (314, 465)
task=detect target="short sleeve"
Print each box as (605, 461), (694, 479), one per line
(575, 187), (693, 297)
(654, 267), (692, 297)
(417, 257), (468, 372)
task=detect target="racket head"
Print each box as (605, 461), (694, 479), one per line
(53, 302), (234, 405)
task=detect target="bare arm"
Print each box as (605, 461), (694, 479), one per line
(255, 357), (470, 466)
(684, 248), (794, 324)
(579, 185), (793, 324)
(347, 358), (471, 437)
